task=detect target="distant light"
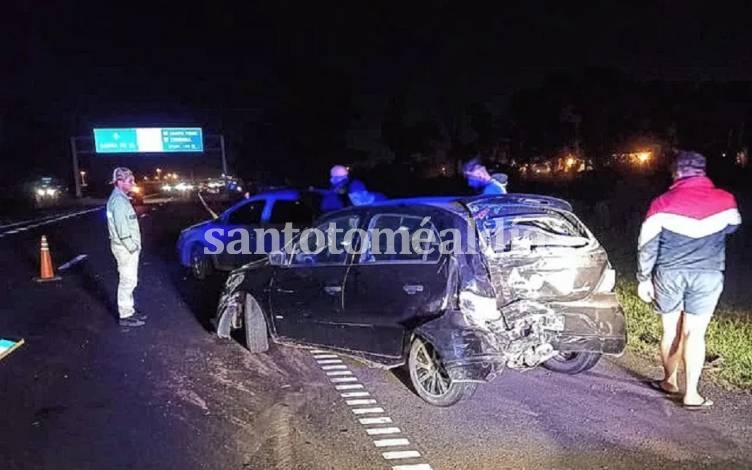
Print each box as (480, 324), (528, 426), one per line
(144, 176), (149, 181)
(80, 171), (86, 176)
(236, 186), (243, 192)
(36, 188), (46, 196)
(722, 153), (727, 157)
(636, 151), (651, 164)
(566, 157), (576, 167)
(156, 168), (162, 173)
(131, 186), (141, 194)
(162, 184), (172, 192)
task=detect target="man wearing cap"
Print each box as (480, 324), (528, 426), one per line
(107, 167), (146, 327)
(463, 158), (508, 195)
(637, 151), (740, 408)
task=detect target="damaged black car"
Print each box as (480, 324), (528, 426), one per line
(214, 194), (627, 406)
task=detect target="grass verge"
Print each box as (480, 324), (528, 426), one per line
(617, 279), (752, 389)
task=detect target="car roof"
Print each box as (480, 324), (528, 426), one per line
(224, 188), (327, 213)
(368, 193), (573, 216)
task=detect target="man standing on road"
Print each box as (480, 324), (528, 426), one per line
(637, 151), (740, 408)
(107, 167), (146, 327)
(463, 157), (508, 195)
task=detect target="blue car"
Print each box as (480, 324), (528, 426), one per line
(178, 189), (327, 279)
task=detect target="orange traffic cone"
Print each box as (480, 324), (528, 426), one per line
(34, 235), (61, 282)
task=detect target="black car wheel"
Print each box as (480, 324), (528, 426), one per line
(408, 337), (476, 407)
(243, 296), (269, 353)
(542, 351), (601, 374)
(190, 244), (214, 280)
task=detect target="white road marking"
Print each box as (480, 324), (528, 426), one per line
(335, 384), (364, 390)
(352, 407), (385, 415)
(6, 230), (19, 234)
(366, 427), (401, 436)
(346, 399), (377, 406)
(340, 391), (370, 398)
(382, 451), (422, 460)
(310, 350), (328, 354)
(16, 227), (28, 231)
(312, 349), (434, 470)
(330, 376), (358, 383)
(359, 417), (393, 425)
(326, 370), (353, 376)
(374, 438), (410, 448)
(58, 254), (88, 271)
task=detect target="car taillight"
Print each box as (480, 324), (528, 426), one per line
(459, 290), (501, 322)
(596, 265), (616, 293)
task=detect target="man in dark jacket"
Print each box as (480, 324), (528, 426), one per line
(637, 151), (741, 408)
(463, 158), (508, 195)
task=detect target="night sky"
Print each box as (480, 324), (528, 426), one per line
(2, 2), (751, 184)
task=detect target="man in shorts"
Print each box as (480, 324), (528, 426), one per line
(637, 151), (741, 408)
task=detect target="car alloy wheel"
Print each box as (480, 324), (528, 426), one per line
(190, 245), (212, 280)
(408, 337), (476, 407)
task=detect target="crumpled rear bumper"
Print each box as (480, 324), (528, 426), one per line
(414, 292), (627, 382)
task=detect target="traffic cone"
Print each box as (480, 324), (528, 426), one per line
(33, 235), (61, 282)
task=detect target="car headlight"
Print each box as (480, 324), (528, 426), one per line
(45, 188), (57, 196)
(36, 188), (46, 196)
(459, 290), (501, 322)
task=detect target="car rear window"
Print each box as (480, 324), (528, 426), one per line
(479, 210), (591, 252)
(360, 214), (441, 264)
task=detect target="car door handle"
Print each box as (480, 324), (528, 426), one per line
(403, 284), (424, 295)
(323, 285), (342, 295)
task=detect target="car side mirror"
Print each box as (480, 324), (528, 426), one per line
(268, 250), (287, 266)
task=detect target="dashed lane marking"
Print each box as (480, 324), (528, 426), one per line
(359, 417), (393, 425)
(382, 451), (422, 460)
(310, 349), (433, 470)
(366, 427), (401, 436)
(346, 399), (378, 406)
(330, 376), (359, 383)
(340, 391), (370, 398)
(374, 438), (411, 448)
(326, 370), (353, 376)
(335, 384), (364, 390)
(351, 407), (385, 415)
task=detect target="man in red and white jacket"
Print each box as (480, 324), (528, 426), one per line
(637, 151), (741, 408)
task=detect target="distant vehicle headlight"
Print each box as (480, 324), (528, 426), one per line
(162, 184), (172, 192)
(236, 186), (243, 192)
(36, 188), (46, 196)
(46, 188), (57, 196)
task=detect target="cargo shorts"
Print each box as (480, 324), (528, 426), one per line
(653, 269), (724, 316)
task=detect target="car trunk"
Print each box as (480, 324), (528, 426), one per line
(464, 195), (610, 307)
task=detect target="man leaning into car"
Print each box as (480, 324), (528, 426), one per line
(107, 167), (146, 328)
(637, 151), (740, 408)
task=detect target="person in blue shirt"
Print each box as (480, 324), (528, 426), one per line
(463, 158), (508, 195)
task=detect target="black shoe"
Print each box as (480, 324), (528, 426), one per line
(134, 309), (147, 321)
(119, 317), (145, 327)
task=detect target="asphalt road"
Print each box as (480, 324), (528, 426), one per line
(1, 200), (751, 470)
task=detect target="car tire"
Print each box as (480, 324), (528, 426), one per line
(542, 351), (601, 374)
(244, 296), (269, 353)
(190, 244), (214, 280)
(407, 337), (477, 407)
